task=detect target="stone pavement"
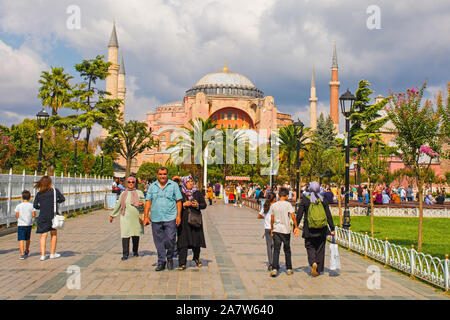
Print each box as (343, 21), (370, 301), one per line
(0, 202), (448, 300)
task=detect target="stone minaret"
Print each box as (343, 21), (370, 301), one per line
(106, 22), (119, 99)
(329, 41), (340, 133)
(309, 65), (318, 131)
(102, 23), (122, 139)
(118, 54), (126, 122)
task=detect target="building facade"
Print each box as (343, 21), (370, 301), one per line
(137, 64), (293, 169)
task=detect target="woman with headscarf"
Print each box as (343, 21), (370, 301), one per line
(177, 176), (207, 270)
(296, 181), (335, 277)
(110, 176), (145, 260)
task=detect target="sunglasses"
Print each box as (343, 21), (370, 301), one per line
(128, 181), (135, 184)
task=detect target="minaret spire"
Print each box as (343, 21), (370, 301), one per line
(109, 21), (119, 48)
(309, 64), (318, 130)
(329, 41), (340, 133)
(119, 54), (125, 75)
(332, 40), (338, 69)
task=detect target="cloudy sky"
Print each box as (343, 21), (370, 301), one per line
(0, 0), (449, 134)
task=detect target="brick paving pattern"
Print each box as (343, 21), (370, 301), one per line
(0, 202), (448, 300)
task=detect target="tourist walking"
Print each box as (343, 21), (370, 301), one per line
(33, 176), (65, 261)
(258, 192), (276, 271)
(214, 183), (221, 203)
(296, 181), (335, 277)
(207, 183), (214, 205)
(15, 190), (36, 259)
(177, 176), (207, 271)
(110, 176), (145, 260)
(143, 167), (182, 271)
(270, 187), (300, 277)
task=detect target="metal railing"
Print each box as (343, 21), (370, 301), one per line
(242, 197), (449, 291)
(335, 227), (449, 291)
(0, 169), (113, 227)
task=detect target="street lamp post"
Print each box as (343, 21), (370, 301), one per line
(99, 139), (105, 178)
(339, 89), (356, 230)
(100, 150), (104, 178)
(72, 126), (82, 176)
(293, 119), (305, 210)
(36, 109), (49, 174)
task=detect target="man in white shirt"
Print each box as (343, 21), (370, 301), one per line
(270, 187), (300, 277)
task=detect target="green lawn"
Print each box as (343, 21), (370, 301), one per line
(332, 216), (450, 259)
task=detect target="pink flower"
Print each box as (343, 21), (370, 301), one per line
(411, 88), (417, 94)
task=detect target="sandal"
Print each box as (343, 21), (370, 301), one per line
(194, 259), (202, 267)
(178, 265), (186, 271)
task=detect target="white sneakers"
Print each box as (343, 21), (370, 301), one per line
(40, 253), (61, 261)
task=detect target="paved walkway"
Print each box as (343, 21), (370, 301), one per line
(0, 202), (448, 300)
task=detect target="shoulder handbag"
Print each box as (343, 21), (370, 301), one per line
(52, 188), (65, 230)
(187, 207), (202, 228)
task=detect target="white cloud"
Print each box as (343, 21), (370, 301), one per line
(0, 0), (449, 130)
(0, 40), (48, 106)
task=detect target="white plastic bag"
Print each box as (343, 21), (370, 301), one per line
(329, 236), (341, 270)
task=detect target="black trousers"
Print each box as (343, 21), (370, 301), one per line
(304, 236), (326, 273)
(272, 232), (292, 270)
(122, 236), (140, 257)
(178, 247), (201, 266)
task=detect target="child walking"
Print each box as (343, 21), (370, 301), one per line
(15, 190), (36, 259)
(258, 192), (277, 271)
(270, 187), (300, 277)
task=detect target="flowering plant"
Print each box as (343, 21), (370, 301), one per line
(419, 145), (439, 158)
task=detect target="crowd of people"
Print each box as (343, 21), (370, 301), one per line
(218, 182), (447, 207)
(14, 172), (445, 279)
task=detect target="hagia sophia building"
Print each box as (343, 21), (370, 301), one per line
(103, 23), (448, 177)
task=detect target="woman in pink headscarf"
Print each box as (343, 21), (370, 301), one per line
(110, 176), (145, 260)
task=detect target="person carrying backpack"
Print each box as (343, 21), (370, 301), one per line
(296, 181), (335, 277)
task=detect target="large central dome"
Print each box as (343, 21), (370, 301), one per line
(195, 71), (255, 87)
(185, 64), (263, 98)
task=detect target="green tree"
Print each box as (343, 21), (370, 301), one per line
(170, 118), (220, 187)
(38, 67), (73, 117)
(278, 124), (309, 187)
(329, 148), (345, 226)
(63, 55), (123, 153)
(359, 139), (388, 237)
(312, 113), (336, 150)
(350, 80), (389, 184)
(104, 120), (157, 177)
(386, 81), (448, 250)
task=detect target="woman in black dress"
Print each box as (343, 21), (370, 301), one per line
(33, 176), (65, 261)
(177, 176), (207, 270)
(296, 181), (335, 277)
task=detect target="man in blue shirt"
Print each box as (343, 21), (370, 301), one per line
(143, 167), (182, 271)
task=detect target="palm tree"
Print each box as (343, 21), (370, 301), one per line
(38, 67), (73, 175)
(278, 124), (309, 187)
(170, 118), (219, 187)
(38, 67), (73, 117)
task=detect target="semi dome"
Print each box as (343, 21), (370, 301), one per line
(185, 64), (264, 98)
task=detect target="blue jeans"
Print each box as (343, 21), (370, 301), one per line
(151, 219), (177, 265)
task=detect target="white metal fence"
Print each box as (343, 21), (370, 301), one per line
(0, 169), (113, 227)
(335, 226), (449, 291)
